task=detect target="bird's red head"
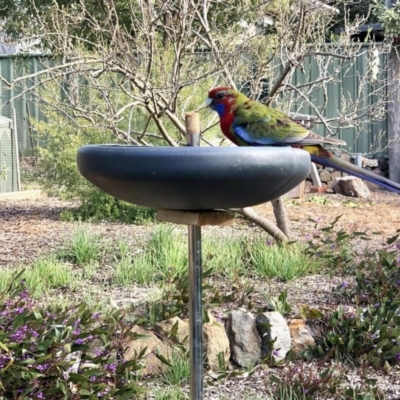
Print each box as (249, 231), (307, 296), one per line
(206, 87), (245, 117)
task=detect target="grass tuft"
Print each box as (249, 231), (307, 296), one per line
(58, 225), (102, 265)
(248, 239), (322, 281)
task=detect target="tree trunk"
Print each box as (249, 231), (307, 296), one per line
(388, 46), (400, 183)
(230, 207), (289, 243)
(271, 197), (291, 237)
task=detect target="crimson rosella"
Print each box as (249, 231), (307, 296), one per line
(206, 86), (400, 194)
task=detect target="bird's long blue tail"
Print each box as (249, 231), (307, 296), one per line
(311, 154), (400, 195)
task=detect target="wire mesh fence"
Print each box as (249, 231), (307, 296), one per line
(0, 111), (18, 192)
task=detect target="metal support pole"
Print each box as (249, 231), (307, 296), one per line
(188, 224), (203, 400)
(185, 112), (203, 400)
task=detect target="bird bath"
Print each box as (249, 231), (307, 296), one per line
(77, 138), (310, 399)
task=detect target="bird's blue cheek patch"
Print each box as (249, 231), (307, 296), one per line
(214, 103), (226, 117)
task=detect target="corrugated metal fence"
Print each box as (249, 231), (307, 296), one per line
(0, 47), (389, 191)
(274, 44), (388, 156)
(0, 55), (49, 156)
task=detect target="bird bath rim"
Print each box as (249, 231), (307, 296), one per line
(76, 144), (311, 210)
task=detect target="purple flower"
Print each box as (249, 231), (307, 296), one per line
(396, 353), (400, 362)
(341, 281), (348, 288)
(74, 338), (84, 345)
(37, 363), (51, 372)
(92, 312), (101, 319)
(89, 375), (96, 382)
(98, 387), (110, 397)
(72, 328), (81, 336)
(36, 391), (44, 399)
(105, 362), (117, 373)
(266, 239), (274, 246)
(272, 349), (280, 357)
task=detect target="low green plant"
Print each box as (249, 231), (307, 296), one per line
(306, 195), (331, 205)
(267, 363), (384, 400)
(305, 233), (400, 367)
(263, 289), (292, 315)
(162, 351), (190, 386)
(152, 387), (187, 400)
(249, 239), (321, 281)
(305, 215), (368, 274)
(0, 277), (145, 399)
(58, 226), (102, 265)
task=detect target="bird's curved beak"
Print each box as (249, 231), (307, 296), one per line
(205, 97), (215, 110)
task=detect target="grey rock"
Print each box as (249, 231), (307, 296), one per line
(256, 311), (291, 363)
(319, 169), (331, 183)
(225, 310), (261, 368)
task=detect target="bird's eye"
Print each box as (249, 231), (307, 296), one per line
(216, 92), (225, 99)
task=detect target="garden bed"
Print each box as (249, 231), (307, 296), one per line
(1, 188), (400, 399)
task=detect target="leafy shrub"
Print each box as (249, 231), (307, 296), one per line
(33, 113), (155, 224)
(0, 278), (144, 399)
(305, 215), (368, 274)
(305, 233), (400, 367)
(59, 192), (156, 224)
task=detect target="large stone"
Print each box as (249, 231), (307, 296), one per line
(319, 169), (331, 183)
(256, 312), (291, 363)
(124, 325), (173, 376)
(288, 319), (316, 357)
(362, 158), (378, 168)
(154, 317), (190, 350)
(330, 170), (342, 181)
(225, 310), (261, 368)
(203, 313), (230, 371)
(333, 176), (370, 198)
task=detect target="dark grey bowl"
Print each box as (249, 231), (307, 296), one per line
(77, 145), (310, 210)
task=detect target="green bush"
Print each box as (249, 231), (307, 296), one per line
(33, 114), (155, 223)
